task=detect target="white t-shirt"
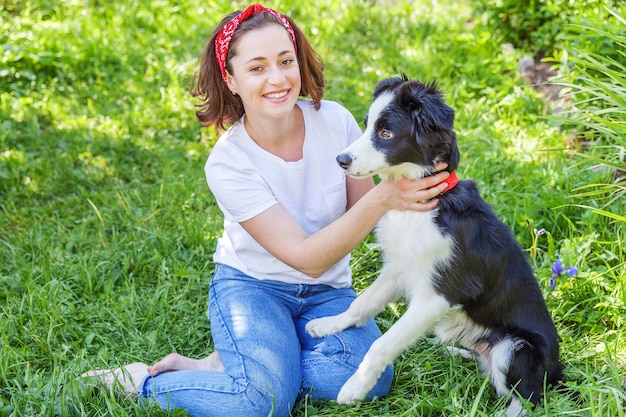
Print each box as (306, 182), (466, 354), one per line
(205, 99), (362, 288)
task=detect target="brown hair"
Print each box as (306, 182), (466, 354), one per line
(191, 9), (325, 131)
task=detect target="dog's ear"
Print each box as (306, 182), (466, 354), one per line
(425, 100), (454, 130)
(445, 136), (461, 172)
(409, 83), (455, 130)
(409, 102), (454, 133)
(373, 76), (404, 99)
(405, 82), (460, 171)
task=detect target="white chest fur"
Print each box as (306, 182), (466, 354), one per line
(375, 208), (454, 300)
(376, 209), (489, 347)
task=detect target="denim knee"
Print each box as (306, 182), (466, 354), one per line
(139, 371), (295, 417)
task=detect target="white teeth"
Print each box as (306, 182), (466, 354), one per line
(265, 91), (287, 99)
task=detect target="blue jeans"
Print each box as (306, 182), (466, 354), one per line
(138, 263), (393, 417)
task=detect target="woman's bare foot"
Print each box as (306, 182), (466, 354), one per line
(81, 362), (149, 395)
(147, 351), (224, 377)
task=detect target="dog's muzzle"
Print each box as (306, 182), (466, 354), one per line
(336, 153), (353, 170)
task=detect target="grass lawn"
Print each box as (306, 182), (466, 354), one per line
(1, 0), (624, 416)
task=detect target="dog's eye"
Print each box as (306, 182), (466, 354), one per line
(378, 129), (395, 140)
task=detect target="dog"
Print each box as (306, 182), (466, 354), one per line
(305, 75), (564, 416)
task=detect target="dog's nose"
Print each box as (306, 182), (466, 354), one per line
(336, 153), (353, 170)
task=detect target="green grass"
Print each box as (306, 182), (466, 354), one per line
(1, 0), (625, 416)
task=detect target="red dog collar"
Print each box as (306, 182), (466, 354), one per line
(440, 171), (459, 194)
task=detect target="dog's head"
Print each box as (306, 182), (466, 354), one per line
(337, 75), (460, 180)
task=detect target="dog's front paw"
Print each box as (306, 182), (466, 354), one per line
(305, 316), (344, 338)
(336, 373), (372, 404)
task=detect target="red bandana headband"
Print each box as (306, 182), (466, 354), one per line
(215, 3), (297, 83)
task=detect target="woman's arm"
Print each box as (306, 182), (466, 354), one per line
(240, 170), (450, 278)
(345, 176), (375, 210)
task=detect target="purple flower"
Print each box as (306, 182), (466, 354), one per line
(549, 259), (578, 290)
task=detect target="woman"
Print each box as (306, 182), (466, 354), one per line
(84, 4), (449, 417)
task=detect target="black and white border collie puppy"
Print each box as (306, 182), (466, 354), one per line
(306, 75), (564, 416)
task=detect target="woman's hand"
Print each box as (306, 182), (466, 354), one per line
(374, 164), (450, 212)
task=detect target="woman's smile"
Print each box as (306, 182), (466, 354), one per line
(264, 89), (290, 100)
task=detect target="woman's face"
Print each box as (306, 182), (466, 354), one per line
(226, 24), (301, 122)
